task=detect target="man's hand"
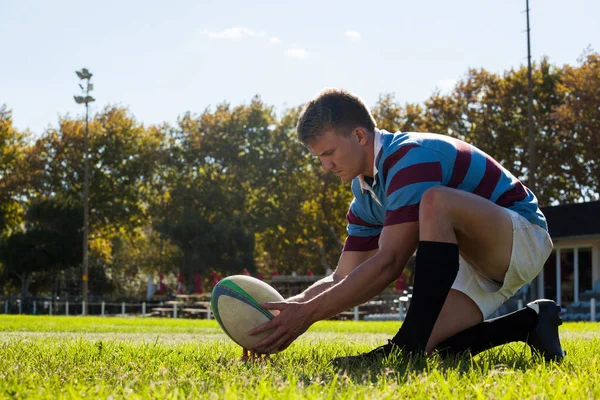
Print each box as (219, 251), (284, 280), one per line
(248, 300), (317, 354)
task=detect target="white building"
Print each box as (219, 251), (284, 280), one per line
(536, 201), (600, 307)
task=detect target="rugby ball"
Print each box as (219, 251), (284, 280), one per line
(211, 275), (284, 351)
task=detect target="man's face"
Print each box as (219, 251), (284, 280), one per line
(307, 129), (366, 183)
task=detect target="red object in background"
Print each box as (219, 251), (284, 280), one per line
(157, 273), (167, 295)
(242, 268), (251, 276)
(307, 270), (314, 276)
(257, 272), (263, 281)
(212, 270), (221, 287)
(272, 270), (279, 277)
(195, 273), (203, 294)
(396, 273), (407, 293)
(177, 272), (184, 294)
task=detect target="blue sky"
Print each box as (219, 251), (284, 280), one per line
(1, 0), (598, 136)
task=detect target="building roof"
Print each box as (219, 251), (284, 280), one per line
(541, 201), (600, 239)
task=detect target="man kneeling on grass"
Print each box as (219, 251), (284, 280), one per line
(248, 88), (565, 365)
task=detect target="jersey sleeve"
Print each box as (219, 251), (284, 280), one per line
(343, 198), (383, 252)
(382, 145), (444, 226)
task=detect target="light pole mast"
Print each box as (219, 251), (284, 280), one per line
(526, 0), (535, 193)
(74, 68), (95, 316)
(525, 1), (542, 301)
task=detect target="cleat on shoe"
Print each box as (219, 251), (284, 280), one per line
(332, 340), (401, 368)
(526, 299), (566, 362)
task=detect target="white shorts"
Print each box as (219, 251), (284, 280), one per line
(451, 208), (554, 318)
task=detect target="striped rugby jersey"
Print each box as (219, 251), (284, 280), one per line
(344, 129), (547, 252)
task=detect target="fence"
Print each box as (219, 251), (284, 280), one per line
(2, 297), (596, 322)
(0, 298), (212, 319)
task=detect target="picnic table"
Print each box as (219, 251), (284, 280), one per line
(335, 310), (368, 320)
(151, 307), (175, 317)
(181, 307), (212, 319)
(176, 293), (211, 301)
(149, 299), (212, 319)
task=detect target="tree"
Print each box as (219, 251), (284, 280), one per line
(372, 93), (426, 133)
(0, 199), (82, 304)
(251, 106), (352, 276)
(552, 51), (600, 201)
(24, 106), (167, 296)
(0, 105), (28, 238)
(419, 58), (588, 206)
(155, 98), (276, 283)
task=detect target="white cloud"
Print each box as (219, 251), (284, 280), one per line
(285, 48), (308, 59)
(269, 36), (282, 44)
(438, 79), (457, 94)
(344, 30), (361, 41)
(203, 26), (267, 40)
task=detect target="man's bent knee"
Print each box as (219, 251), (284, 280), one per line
(419, 186), (453, 222)
(419, 187), (458, 242)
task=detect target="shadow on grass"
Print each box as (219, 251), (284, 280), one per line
(211, 340), (572, 389)
(328, 343), (562, 384)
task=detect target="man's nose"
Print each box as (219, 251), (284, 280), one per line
(321, 158), (334, 172)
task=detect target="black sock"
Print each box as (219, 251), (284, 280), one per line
(434, 306), (538, 357)
(391, 241), (459, 352)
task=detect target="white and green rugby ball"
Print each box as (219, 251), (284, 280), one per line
(211, 275), (284, 351)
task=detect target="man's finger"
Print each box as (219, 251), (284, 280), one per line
(255, 326), (286, 350)
(248, 319), (276, 336)
(267, 334), (290, 354)
(260, 301), (286, 310)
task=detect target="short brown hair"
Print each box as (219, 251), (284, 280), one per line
(296, 88), (377, 145)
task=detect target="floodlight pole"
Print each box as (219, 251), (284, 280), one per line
(526, 1), (540, 302)
(74, 68), (95, 316)
(526, 0), (535, 193)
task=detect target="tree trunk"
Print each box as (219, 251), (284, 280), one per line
(328, 226), (343, 248)
(312, 241), (332, 275)
(15, 272), (31, 310)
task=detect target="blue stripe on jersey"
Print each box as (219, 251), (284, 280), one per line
(387, 181), (441, 209)
(457, 148), (487, 192)
(490, 173), (516, 203)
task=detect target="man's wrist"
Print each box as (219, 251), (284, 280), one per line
(305, 295), (327, 323)
(287, 293), (305, 302)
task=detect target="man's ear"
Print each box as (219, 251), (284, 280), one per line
(355, 128), (369, 146)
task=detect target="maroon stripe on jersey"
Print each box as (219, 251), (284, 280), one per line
(347, 209), (381, 228)
(386, 162), (442, 196)
(343, 234), (380, 252)
(382, 144), (419, 177)
(448, 140), (472, 188)
(472, 156), (503, 199)
(384, 203), (420, 226)
(496, 182), (528, 208)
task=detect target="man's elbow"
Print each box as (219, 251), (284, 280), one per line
(379, 251), (407, 280)
(331, 271), (345, 284)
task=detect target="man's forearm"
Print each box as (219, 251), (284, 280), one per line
(287, 274), (338, 302)
(309, 252), (402, 321)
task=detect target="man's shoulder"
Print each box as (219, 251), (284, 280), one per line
(381, 131), (459, 150)
(378, 132), (450, 171)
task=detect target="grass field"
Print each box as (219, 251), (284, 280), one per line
(1, 316), (599, 399)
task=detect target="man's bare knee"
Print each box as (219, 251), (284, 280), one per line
(419, 186), (451, 221)
(419, 187), (457, 242)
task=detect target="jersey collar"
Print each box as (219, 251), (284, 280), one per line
(358, 128), (383, 192)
